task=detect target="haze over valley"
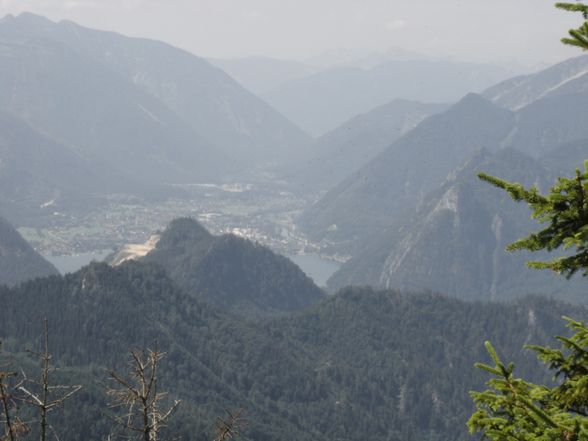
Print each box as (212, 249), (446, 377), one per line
(0, 3), (588, 440)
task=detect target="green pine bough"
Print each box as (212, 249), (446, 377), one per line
(478, 161), (588, 278)
(468, 318), (588, 441)
(469, 4), (588, 440)
(556, 2), (588, 49)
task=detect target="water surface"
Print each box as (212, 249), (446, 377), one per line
(287, 253), (342, 288)
(44, 250), (112, 275)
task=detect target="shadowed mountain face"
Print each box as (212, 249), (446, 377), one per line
(0, 111), (122, 223)
(327, 149), (587, 303)
(289, 99), (449, 193)
(504, 92), (588, 158)
(263, 59), (513, 135)
(0, 216), (58, 285)
(0, 106), (182, 226)
(116, 218), (326, 317)
(0, 13), (312, 186)
(540, 138), (588, 174)
(299, 94), (515, 255)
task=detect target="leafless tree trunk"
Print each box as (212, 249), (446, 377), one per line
(0, 341), (28, 441)
(106, 347), (180, 441)
(214, 409), (246, 441)
(18, 320), (81, 441)
(0, 370), (17, 441)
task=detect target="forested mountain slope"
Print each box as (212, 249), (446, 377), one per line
(119, 218), (326, 317)
(0, 260), (584, 441)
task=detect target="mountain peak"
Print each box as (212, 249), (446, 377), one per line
(157, 217), (212, 249)
(0, 12), (56, 40)
(453, 93), (496, 110)
(443, 93), (512, 123)
(165, 217), (210, 236)
(12, 12), (54, 26)
(140, 218), (324, 317)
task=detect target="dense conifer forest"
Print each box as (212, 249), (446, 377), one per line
(141, 218), (325, 317)
(0, 259), (584, 440)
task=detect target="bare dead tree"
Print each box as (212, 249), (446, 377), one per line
(0, 368), (19, 441)
(0, 346), (17, 441)
(213, 409), (246, 441)
(17, 320), (82, 441)
(106, 347), (180, 441)
(0, 342), (28, 441)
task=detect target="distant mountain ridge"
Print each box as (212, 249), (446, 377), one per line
(290, 99), (449, 192)
(0, 110), (123, 220)
(300, 56), (588, 300)
(304, 46), (430, 69)
(299, 93), (515, 255)
(0, 35), (224, 182)
(263, 58), (514, 135)
(208, 47), (433, 97)
(483, 55), (588, 110)
(208, 56), (317, 95)
(0, 12), (312, 220)
(300, 65), (588, 256)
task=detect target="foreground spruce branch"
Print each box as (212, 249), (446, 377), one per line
(469, 318), (588, 440)
(469, 3), (588, 440)
(556, 2), (588, 49)
(478, 161), (588, 278)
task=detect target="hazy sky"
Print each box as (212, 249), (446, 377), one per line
(0, 0), (582, 67)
